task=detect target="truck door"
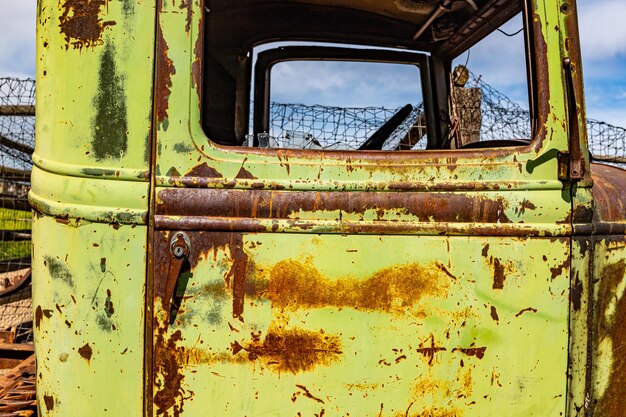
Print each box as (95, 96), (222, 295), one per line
(149, 0), (584, 415)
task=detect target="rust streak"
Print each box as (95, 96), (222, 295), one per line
(492, 258), (506, 290)
(515, 307), (538, 317)
(452, 347), (486, 359)
(156, 16), (176, 126)
(295, 384), (325, 404)
(416, 335), (446, 366)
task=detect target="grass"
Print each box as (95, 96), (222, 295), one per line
(0, 208), (31, 262)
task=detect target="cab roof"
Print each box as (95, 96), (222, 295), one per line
(206, 0), (522, 57)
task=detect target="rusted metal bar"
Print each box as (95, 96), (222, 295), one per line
(0, 355), (36, 417)
(0, 167), (31, 182)
(0, 199), (31, 212)
(0, 259), (31, 275)
(0, 106), (35, 117)
(0, 135), (34, 156)
(0, 231), (31, 242)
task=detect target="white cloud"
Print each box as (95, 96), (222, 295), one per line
(578, 0), (626, 61)
(0, 0), (36, 78)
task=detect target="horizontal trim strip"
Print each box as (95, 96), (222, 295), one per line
(158, 177), (570, 192)
(33, 153), (150, 182)
(30, 192), (147, 225)
(154, 216), (572, 237)
(156, 187), (572, 226)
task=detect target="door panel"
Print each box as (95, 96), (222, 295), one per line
(153, 232), (569, 416)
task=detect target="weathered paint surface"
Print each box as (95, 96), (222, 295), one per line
(590, 236), (626, 417)
(152, 232), (570, 416)
(32, 0), (626, 415)
(35, 0), (155, 181)
(147, 0), (592, 416)
(32, 215), (147, 416)
(33, 0), (154, 415)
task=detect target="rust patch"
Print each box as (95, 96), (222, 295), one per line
(416, 334), (446, 366)
(43, 394), (54, 411)
(105, 288), (115, 317)
(240, 327), (342, 374)
(157, 188), (513, 226)
(481, 244), (489, 257)
(154, 329), (186, 417)
(550, 258), (570, 279)
(263, 259), (451, 312)
(184, 163), (223, 179)
(235, 166), (257, 180)
(594, 259), (626, 417)
(58, 0), (115, 50)
(571, 272), (583, 311)
(452, 346), (486, 359)
(516, 199), (537, 216)
(515, 307), (538, 317)
(490, 305), (499, 322)
(35, 306), (53, 329)
(180, 0), (193, 32)
(492, 258), (506, 290)
(156, 18), (176, 126)
(191, 6), (204, 99)
(78, 343), (93, 362)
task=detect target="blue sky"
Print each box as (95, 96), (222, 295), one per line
(1, 0), (625, 127)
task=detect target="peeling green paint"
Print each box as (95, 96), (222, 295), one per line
(92, 43), (128, 160)
(44, 255), (75, 288)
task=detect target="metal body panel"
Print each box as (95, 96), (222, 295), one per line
(589, 237), (626, 417)
(153, 232), (570, 416)
(34, 0), (155, 180)
(32, 216), (147, 416)
(33, 1), (155, 415)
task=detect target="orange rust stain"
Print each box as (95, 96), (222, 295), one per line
(171, 326), (342, 375)
(58, 0), (115, 50)
(242, 326), (342, 374)
(395, 405), (460, 417)
(262, 259), (451, 312)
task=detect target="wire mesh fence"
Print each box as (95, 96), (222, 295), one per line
(0, 78), (35, 345)
(0, 73), (623, 345)
(263, 71), (626, 168)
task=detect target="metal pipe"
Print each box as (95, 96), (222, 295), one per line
(412, 0), (454, 41)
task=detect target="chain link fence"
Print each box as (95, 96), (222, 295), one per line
(0, 78), (34, 345)
(264, 72), (626, 169)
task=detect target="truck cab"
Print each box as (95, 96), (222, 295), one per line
(31, 0), (626, 416)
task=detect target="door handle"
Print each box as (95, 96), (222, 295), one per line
(162, 232), (191, 324)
